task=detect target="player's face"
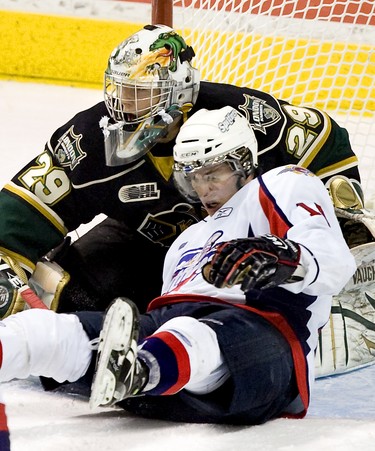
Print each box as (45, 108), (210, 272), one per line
(190, 163), (242, 215)
(120, 86), (162, 119)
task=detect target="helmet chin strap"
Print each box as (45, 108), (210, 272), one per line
(157, 109), (174, 124)
(235, 173), (247, 191)
(152, 109), (183, 144)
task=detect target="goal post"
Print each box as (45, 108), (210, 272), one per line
(151, 0), (375, 207)
(151, 0), (173, 26)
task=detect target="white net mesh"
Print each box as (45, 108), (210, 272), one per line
(173, 0), (375, 207)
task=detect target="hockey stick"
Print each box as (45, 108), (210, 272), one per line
(18, 285), (48, 310)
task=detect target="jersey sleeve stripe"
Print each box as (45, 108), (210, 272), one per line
(0, 246), (34, 274)
(258, 176), (293, 238)
(3, 182), (67, 235)
(314, 156), (359, 179)
(0, 188), (66, 266)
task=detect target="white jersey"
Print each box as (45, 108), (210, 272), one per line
(160, 165), (356, 411)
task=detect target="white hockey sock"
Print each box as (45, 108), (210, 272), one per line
(0, 309), (92, 383)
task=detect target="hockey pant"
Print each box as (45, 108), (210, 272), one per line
(117, 301), (297, 425)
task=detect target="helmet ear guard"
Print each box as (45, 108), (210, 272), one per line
(173, 107), (258, 201)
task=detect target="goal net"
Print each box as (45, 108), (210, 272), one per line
(169, 0), (375, 207)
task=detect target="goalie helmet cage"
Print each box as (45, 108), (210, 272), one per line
(151, 0), (375, 207)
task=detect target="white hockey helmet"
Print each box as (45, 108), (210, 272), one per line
(104, 24), (200, 124)
(173, 106), (258, 201)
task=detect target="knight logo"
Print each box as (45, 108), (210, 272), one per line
(239, 95), (281, 134)
(137, 203), (201, 247)
(55, 127), (86, 169)
(118, 182), (160, 203)
(110, 34), (139, 66)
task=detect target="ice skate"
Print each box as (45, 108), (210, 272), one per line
(89, 297), (148, 408)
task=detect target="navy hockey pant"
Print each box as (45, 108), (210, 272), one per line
(74, 300), (297, 425)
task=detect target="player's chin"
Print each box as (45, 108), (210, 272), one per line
(204, 202), (222, 216)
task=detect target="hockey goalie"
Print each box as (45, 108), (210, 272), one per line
(315, 179), (375, 378)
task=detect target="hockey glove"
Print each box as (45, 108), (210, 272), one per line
(202, 234), (301, 292)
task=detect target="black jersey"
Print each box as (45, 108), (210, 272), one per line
(0, 81), (359, 272)
(194, 82), (359, 179)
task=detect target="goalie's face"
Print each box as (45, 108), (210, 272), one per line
(102, 84), (179, 166)
(190, 162), (248, 215)
(106, 82), (164, 124)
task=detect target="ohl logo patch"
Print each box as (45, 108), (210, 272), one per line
(118, 182), (160, 203)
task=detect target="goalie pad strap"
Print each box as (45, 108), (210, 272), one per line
(335, 207), (375, 240)
(28, 261), (70, 311)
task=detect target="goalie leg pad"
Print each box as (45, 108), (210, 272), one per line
(315, 291), (375, 378)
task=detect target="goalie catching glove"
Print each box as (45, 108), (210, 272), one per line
(202, 234), (302, 292)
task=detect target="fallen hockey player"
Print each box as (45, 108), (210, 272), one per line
(0, 107), (361, 425)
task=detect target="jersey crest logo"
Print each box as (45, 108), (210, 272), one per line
(54, 126), (86, 170)
(166, 231), (224, 292)
(239, 95), (281, 134)
(118, 182), (160, 203)
(138, 203), (201, 247)
(215, 207), (233, 219)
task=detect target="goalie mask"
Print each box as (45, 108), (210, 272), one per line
(173, 106), (258, 202)
(102, 24), (200, 165)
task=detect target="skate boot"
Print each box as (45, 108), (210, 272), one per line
(89, 297), (148, 408)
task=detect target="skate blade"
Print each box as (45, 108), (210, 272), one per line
(89, 298), (137, 409)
